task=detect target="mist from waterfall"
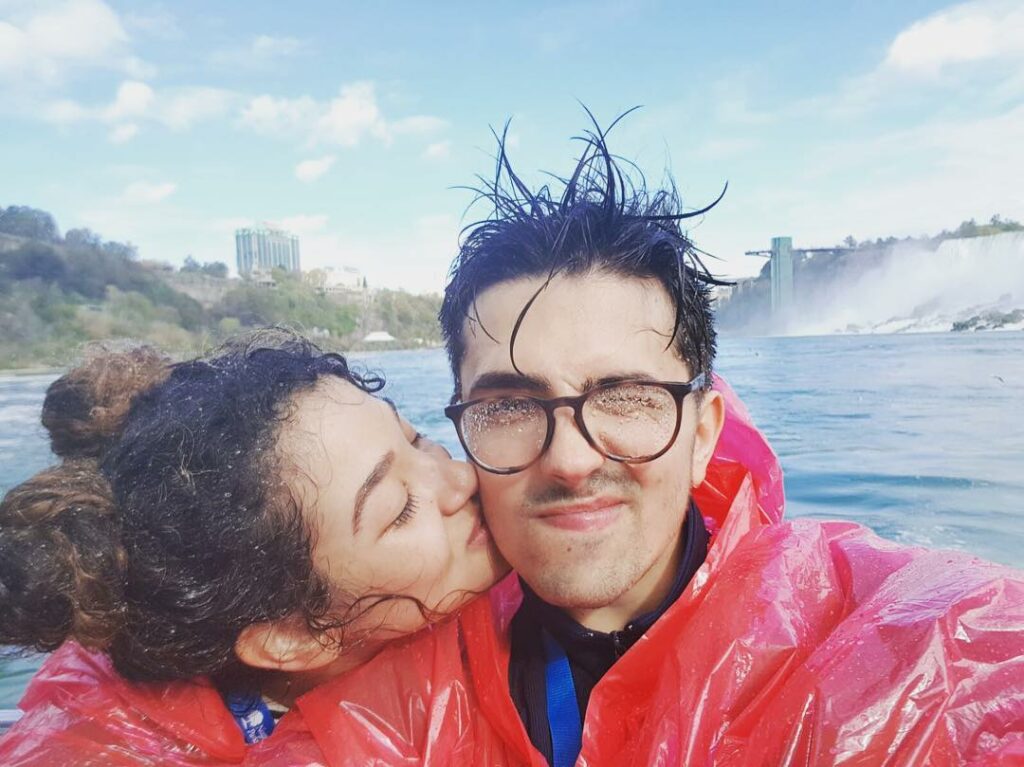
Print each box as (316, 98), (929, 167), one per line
(784, 231), (1024, 336)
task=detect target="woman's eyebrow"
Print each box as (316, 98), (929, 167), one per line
(381, 398), (408, 430)
(353, 450), (394, 534)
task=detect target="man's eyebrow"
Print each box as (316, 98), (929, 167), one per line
(467, 371), (550, 396)
(580, 371), (659, 390)
(353, 450), (394, 535)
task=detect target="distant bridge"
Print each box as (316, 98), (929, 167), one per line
(745, 237), (853, 316)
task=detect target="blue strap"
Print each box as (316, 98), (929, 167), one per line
(224, 691), (276, 745)
(542, 629), (582, 767)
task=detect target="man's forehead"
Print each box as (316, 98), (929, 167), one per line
(458, 273), (686, 395)
(464, 273), (674, 338)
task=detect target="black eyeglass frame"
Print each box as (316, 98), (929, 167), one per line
(444, 372), (707, 475)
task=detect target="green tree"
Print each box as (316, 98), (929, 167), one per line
(201, 261), (228, 279)
(65, 228), (103, 248)
(102, 240), (138, 261)
(216, 270), (359, 338)
(0, 206), (60, 241)
(181, 256), (227, 279)
(0, 243), (67, 285)
(954, 219), (979, 238)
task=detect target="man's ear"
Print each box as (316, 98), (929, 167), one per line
(234, 619), (335, 673)
(690, 389), (725, 488)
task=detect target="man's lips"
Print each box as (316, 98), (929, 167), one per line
(534, 497), (624, 532)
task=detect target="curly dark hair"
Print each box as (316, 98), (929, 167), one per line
(440, 110), (730, 396)
(0, 329), (384, 686)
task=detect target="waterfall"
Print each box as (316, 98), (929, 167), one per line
(784, 231), (1024, 335)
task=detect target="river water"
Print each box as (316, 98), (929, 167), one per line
(2, 331), (1023, 706)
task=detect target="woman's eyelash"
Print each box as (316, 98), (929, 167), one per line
(390, 431), (426, 530)
(391, 494), (420, 530)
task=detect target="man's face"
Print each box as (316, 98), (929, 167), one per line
(458, 271), (723, 622)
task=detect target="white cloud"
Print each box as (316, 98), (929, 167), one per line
(883, 0), (1024, 77)
(822, 1), (1024, 117)
(239, 81), (447, 149)
(108, 122), (138, 143)
(103, 80), (154, 121)
(69, 205), (458, 293)
(687, 90), (1024, 281)
(294, 155), (336, 182)
(74, 203), (230, 274)
(43, 98), (89, 123)
(210, 216), (254, 235)
(422, 140), (451, 160)
(694, 137), (757, 161)
(120, 54), (157, 80)
(710, 77), (775, 127)
(159, 86), (234, 130)
(292, 213), (459, 294)
(201, 211), (457, 292)
(42, 79), (235, 133)
(392, 115), (449, 135)
(239, 93), (319, 137)
(121, 180), (177, 204)
(274, 214), (329, 236)
(210, 34), (310, 69)
(23, 0), (125, 59)
(251, 34), (306, 58)
(123, 6), (181, 40)
(312, 82), (388, 146)
(745, 105), (1024, 256)
(0, 0), (145, 84)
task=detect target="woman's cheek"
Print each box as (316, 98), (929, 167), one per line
(411, 522), (453, 594)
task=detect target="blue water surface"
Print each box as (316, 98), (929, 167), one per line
(1, 331), (1022, 706)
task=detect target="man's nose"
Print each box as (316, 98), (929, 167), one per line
(538, 407), (604, 486)
(435, 453), (478, 516)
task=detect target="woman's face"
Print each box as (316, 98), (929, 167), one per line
(278, 376), (509, 646)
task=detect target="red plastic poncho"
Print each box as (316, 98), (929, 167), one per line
(0, 643), (247, 765)
(3, 379), (1022, 766)
(248, 377), (1024, 767)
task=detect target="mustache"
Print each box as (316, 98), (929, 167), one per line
(524, 469), (637, 508)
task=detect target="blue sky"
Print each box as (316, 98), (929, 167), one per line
(2, 0), (1022, 293)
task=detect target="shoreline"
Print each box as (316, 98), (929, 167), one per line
(0, 343), (445, 377)
(5, 328), (1020, 374)
(716, 326), (1024, 342)
(0, 367), (63, 377)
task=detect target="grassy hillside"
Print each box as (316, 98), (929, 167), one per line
(0, 207), (443, 369)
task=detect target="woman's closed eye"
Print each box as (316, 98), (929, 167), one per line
(390, 494), (420, 530)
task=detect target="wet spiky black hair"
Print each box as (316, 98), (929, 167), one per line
(440, 108), (730, 396)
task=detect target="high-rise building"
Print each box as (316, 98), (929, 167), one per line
(235, 225), (301, 276)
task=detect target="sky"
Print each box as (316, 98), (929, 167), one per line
(1, 0), (1022, 294)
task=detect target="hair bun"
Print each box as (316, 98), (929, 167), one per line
(42, 345), (171, 459)
(0, 461), (126, 652)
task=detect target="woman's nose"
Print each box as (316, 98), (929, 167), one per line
(435, 453), (477, 516)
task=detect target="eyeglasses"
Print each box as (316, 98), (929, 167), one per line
(444, 373), (706, 475)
